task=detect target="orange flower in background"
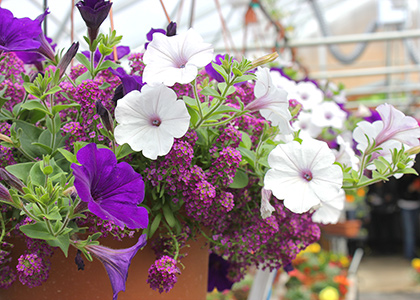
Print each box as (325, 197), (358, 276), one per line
(356, 188), (365, 197)
(411, 258), (420, 272)
(333, 275), (349, 286)
(345, 194), (355, 203)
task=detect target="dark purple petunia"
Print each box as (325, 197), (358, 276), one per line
(32, 10), (56, 62)
(83, 234), (147, 300)
(81, 45), (130, 66)
(0, 7), (42, 52)
(207, 253), (234, 292)
(144, 28), (166, 50)
(364, 107), (381, 123)
(76, 0), (112, 42)
(110, 67), (144, 105)
(205, 54), (226, 83)
(15, 36), (56, 71)
(71, 143), (148, 229)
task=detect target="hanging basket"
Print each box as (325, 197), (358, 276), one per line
(0, 233), (210, 300)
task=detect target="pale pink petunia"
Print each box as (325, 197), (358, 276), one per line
(245, 67), (293, 134)
(114, 84), (190, 160)
(374, 103), (420, 147)
(264, 138), (343, 214)
(260, 188), (275, 219)
(142, 28), (214, 86)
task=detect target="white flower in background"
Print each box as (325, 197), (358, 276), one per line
(311, 101), (347, 129)
(264, 138), (343, 214)
(312, 189), (345, 224)
(355, 104), (372, 118)
(142, 28), (214, 86)
(375, 103), (420, 147)
(320, 80), (347, 104)
(269, 70), (299, 100)
(114, 84), (190, 160)
(260, 188), (275, 219)
(333, 135), (359, 171)
(245, 67), (293, 134)
(292, 111), (322, 139)
(295, 81), (323, 110)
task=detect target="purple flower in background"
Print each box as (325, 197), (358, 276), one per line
(205, 54), (226, 82)
(0, 7), (42, 52)
(81, 45), (130, 66)
(83, 234), (147, 300)
(111, 67), (144, 95)
(76, 0), (112, 42)
(71, 143), (148, 229)
(145, 28), (166, 50)
(144, 22), (177, 49)
(207, 253), (234, 292)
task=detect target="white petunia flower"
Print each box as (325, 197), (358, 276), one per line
(245, 67), (293, 134)
(264, 138), (343, 214)
(142, 28), (214, 86)
(292, 111), (322, 139)
(333, 135), (359, 171)
(311, 101), (347, 129)
(260, 188), (275, 219)
(114, 84), (190, 160)
(295, 81), (324, 110)
(312, 189), (345, 224)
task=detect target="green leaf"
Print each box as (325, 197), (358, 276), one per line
(182, 96), (198, 109)
(232, 74), (256, 84)
(51, 103), (81, 115)
(162, 204), (176, 227)
(239, 131), (252, 149)
(212, 63), (228, 82)
(149, 213), (162, 238)
(5, 162), (36, 184)
(186, 105), (199, 127)
(229, 169), (249, 189)
(57, 148), (77, 163)
(41, 207), (62, 220)
(115, 144), (135, 160)
(75, 53), (92, 73)
(46, 234), (70, 257)
(20, 222), (55, 240)
(238, 147), (256, 169)
(43, 86), (62, 98)
(20, 100), (51, 116)
(14, 120), (47, 158)
(200, 87), (221, 98)
(95, 60), (120, 72)
(75, 71), (91, 85)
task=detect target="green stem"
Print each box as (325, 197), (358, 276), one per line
(0, 213), (5, 245)
(65, 74), (77, 88)
(90, 51), (95, 79)
(192, 79), (203, 119)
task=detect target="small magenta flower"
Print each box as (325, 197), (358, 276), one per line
(71, 143), (148, 229)
(147, 255), (180, 293)
(264, 138), (343, 214)
(83, 234), (147, 300)
(0, 7), (42, 52)
(76, 0), (112, 42)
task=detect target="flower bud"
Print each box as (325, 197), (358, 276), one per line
(58, 42), (79, 79)
(166, 22), (177, 37)
(250, 52), (279, 69)
(95, 100), (114, 133)
(0, 168), (25, 193)
(0, 133), (13, 144)
(0, 183), (12, 203)
(76, 0), (113, 43)
(406, 145), (420, 156)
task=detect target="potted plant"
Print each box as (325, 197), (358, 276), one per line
(0, 1), (419, 299)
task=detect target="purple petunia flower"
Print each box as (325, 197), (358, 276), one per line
(0, 7), (42, 53)
(76, 0), (112, 42)
(32, 10), (56, 62)
(15, 36), (56, 71)
(205, 54), (226, 82)
(83, 234), (147, 300)
(111, 67), (144, 95)
(207, 253), (234, 292)
(71, 143), (148, 229)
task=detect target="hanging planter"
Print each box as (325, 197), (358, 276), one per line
(321, 220), (362, 238)
(0, 233), (209, 300)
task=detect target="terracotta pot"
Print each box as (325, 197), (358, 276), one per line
(0, 233), (209, 300)
(321, 220), (362, 238)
